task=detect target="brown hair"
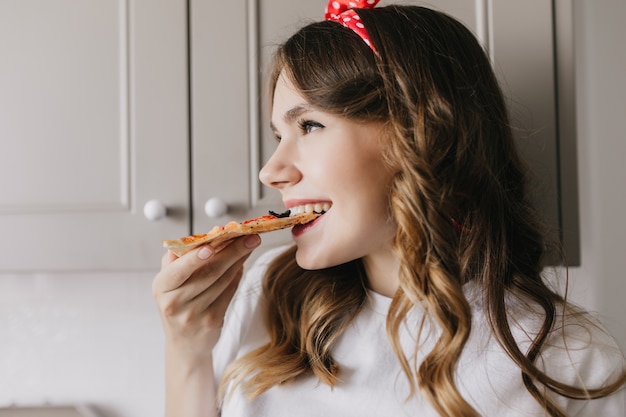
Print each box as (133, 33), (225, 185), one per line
(220, 6), (626, 416)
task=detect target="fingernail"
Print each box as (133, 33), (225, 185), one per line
(197, 246), (213, 260)
(244, 235), (261, 248)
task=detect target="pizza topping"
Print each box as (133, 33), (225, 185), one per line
(269, 209), (291, 218)
(242, 215), (276, 225)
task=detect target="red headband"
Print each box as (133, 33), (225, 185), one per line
(324, 0), (380, 53)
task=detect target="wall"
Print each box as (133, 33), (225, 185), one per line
(0, 1), (624, 416)
(0, 272), (164, 417)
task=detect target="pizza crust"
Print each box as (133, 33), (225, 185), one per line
(162, 211), (321, 256)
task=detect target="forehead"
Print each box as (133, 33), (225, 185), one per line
(271, 73), (312, 122)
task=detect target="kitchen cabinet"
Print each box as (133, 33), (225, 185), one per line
(0, 0), (577, 271)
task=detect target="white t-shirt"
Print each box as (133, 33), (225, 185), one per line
(213, 247), (626, 417)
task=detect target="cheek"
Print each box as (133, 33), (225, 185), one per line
(353, 162), (394, 211)
(306, 146), (345, 177)
(340, 166), (396, 245)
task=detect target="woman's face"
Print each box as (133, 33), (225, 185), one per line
(259, 72), (396, 270)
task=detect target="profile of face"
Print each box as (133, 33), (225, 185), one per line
(259, 72), (396, 270)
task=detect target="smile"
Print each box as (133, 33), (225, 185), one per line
(289, 202), (331, 216)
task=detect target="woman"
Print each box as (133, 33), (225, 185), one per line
(153, 2), (626, 416)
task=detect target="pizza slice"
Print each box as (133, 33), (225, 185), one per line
(162, 210), (322, 256)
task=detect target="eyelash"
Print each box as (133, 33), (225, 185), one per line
(298, 119), (324, 134)
(273, 119), (324, 142)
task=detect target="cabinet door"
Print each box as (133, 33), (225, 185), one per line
(0, 0), (189, 271)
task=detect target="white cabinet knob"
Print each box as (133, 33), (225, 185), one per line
(204, 197), (228, 218)
(143, 199), (167, 221)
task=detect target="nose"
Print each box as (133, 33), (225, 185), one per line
(259, 141), (302, 190)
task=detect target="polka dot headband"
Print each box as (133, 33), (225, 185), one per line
(324, 0), (380, 53)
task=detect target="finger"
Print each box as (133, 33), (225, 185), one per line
(183, 239), (256, 304)
(212, 238), (236, 253)
(186, 254), (249, 327)
(155, 234), (260, 295)
(203, 265), (245, 328)
(161, 250), (178, 269)
(195, 250), (249, 302)
(188, 235), (260, 289)
(154, 244), (217, 294)
(162, 251), (249, 328)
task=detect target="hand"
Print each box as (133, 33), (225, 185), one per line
(152, 234), (262, 361)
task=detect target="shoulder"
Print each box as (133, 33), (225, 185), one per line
(464, 281), (625, 387)
(460, 282), (625, 414)
(540, 307), (625, 387)
(536, 309), (626, 414)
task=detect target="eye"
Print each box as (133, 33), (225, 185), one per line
(298, 119), (324, 134)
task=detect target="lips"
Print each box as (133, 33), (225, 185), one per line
(291, 213), (324, 237)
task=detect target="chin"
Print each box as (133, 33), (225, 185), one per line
(294, 247), (350, 271)
(294, 251), (325, 271)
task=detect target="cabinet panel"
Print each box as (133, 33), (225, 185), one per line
(0, 2), (126, 212)
(0, 0), (189, 271)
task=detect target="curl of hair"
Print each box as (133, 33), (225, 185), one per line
(220, 6), (626, 416)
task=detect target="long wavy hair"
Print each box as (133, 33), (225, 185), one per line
(220, 6), (626, 416)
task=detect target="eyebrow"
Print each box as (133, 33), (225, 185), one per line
(269, 104), (313, 132)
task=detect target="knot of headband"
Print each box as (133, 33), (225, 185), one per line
(324, 0), (380, 53)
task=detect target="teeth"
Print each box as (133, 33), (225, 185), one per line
(290, 203), (331, 216)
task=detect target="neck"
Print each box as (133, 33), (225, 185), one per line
(362, 249), (400, 298)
